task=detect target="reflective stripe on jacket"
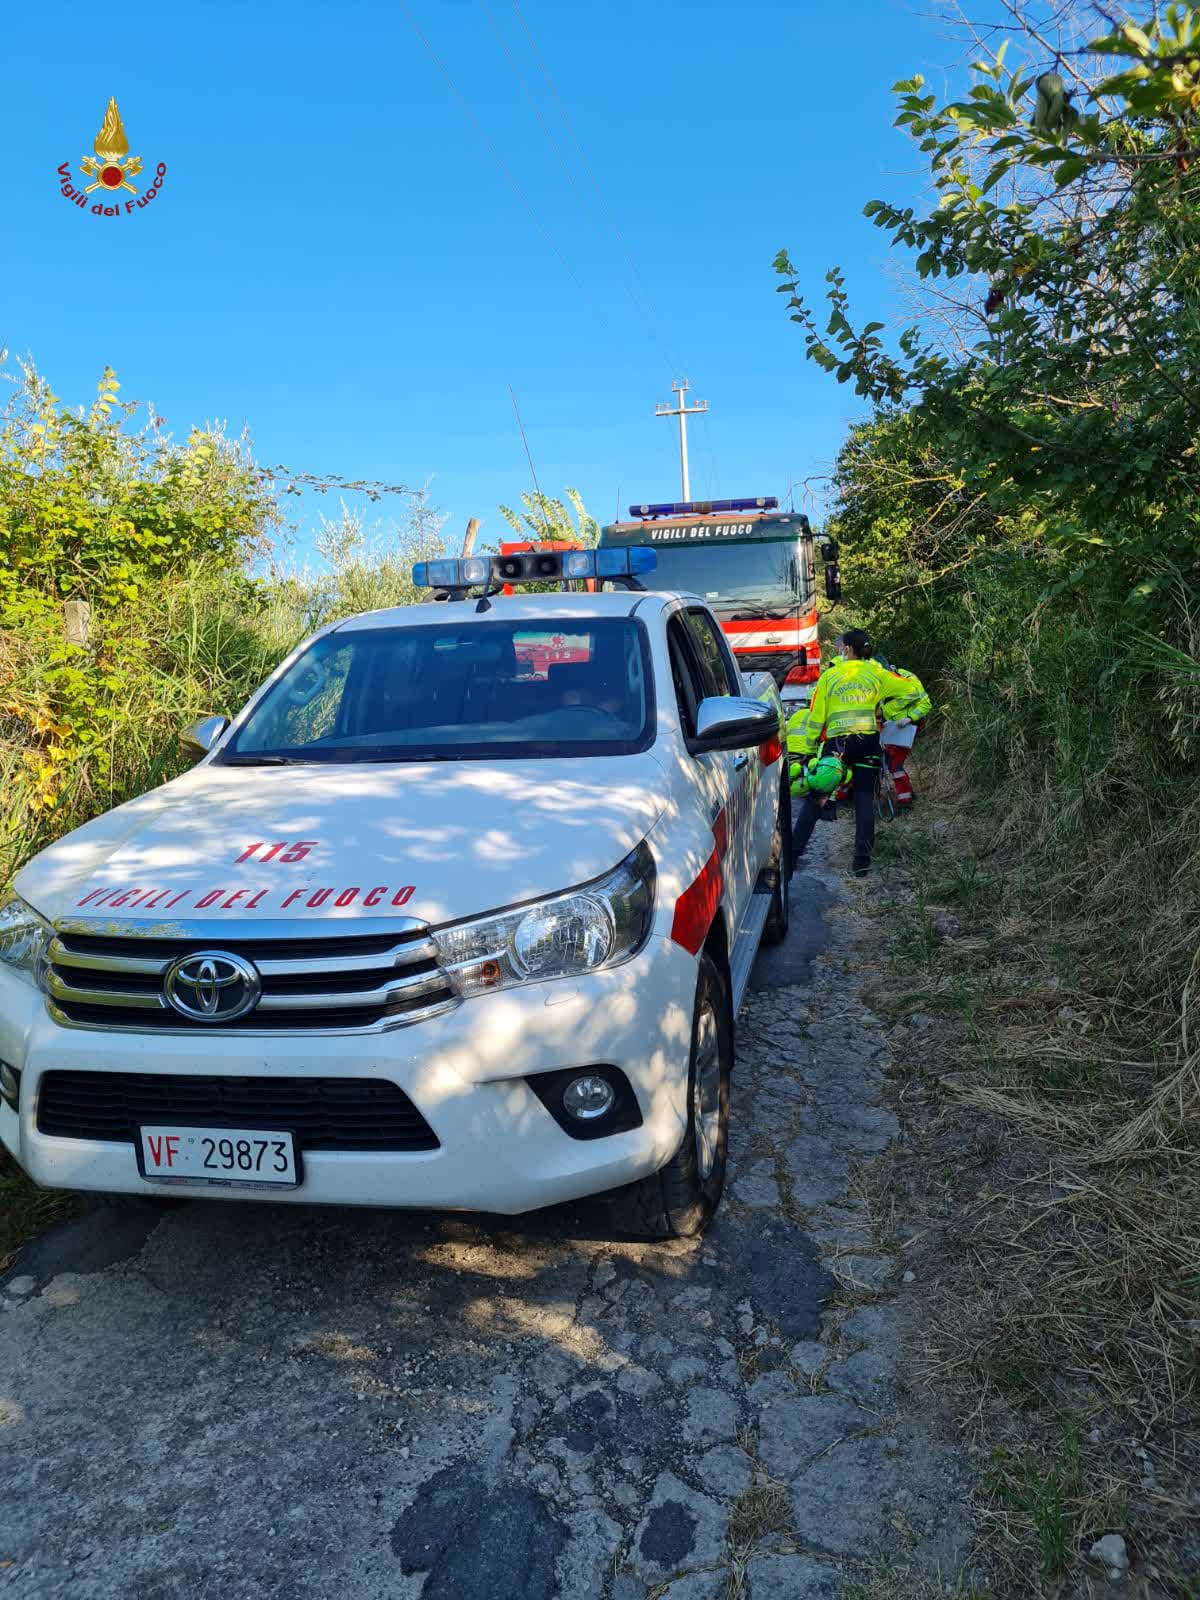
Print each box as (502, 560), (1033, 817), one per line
(879, 665), (932, 724)
(786, 658), (922, 759)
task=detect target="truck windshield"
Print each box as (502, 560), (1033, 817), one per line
(221, 618), (654, 763)
(628, 539), (806, 614)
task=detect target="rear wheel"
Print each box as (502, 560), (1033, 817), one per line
(875, 763), (898, 822)
(606, 952), (731, 1239)
(762, 782), (791, 945)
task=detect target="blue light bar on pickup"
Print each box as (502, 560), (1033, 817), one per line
(630, 496), (779, 519)
(564, 548), (657, 579)
(413, 547), (656, 589)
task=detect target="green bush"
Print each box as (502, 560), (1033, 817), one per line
(0, 361), (442, 883)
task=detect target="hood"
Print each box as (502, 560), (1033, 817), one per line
(15, 756), (669, 929)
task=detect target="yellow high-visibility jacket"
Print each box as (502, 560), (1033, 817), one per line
(879, 665), (932, 725)
(786, 658), (922, 761)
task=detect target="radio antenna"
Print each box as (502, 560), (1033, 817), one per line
(508, 385), (543, 503)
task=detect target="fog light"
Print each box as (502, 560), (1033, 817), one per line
(0, 1060), (19, 1109)
(562, 1073), (616, 1122)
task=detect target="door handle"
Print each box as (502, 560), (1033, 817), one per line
(733, 753), (750, 771)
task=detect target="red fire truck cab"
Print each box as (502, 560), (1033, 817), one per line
(600, 497), (825, 706)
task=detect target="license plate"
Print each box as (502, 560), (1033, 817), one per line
(137, 1125), (301, 1190)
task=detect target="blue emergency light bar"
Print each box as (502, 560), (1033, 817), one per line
(412, 547), (657, 590)
(630, 496), (779, 519)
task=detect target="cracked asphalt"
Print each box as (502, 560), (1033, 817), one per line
(0, 825), (973, 1599)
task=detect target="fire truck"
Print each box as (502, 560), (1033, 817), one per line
(599, 497), (840, 707)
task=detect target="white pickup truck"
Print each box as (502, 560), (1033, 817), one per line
(0, 547), (791, 1237)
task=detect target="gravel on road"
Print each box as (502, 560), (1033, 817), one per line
(0, 826), (973, 1599)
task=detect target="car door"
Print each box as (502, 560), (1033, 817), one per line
(664, 613), (746, 938)
(695, 606), (780, 889)
(673, 607), (757, 936)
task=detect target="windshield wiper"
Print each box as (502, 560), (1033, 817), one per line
(223, 754), (306, 766)
(719, 601), (794, 621)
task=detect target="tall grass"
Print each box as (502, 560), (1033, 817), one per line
(0, 505), (445, 885)
(863, 576), (1200, 1593)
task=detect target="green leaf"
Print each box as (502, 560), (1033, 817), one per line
(1053, 157), (1088, 186)
(1088, 28), (1150, 56)
(1119, 22), (1153, 54)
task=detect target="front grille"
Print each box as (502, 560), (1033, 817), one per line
(728, 650), (792, 686)
(38, 1071), (439, 1151)
(45, 922), (459, 1033)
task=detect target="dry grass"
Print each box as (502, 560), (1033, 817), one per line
(860, 773), (1200, 1598)
(725, 1477), (795, 1600)
(843, 1567), (993, 1600)
(728, 1479), (792, 1550)
(0, 1148), (77, 1272)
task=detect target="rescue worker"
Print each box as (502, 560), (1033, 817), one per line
(876, 657), (932, 807)
(786, 629), (923, 875)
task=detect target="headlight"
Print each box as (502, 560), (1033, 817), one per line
(434, 842), (655, 999)
(0, 894), (52, 988)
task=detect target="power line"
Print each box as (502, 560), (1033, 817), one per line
(699, 410), (719, 497)
(506, 0), (734, 500)
(396, 0), (617, 341)
(507, 0), (691, 377)
(479, 0), (677, 377)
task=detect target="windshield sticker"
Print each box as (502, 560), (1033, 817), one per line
(74, 883), (417, 914)
(512, 632), (592, 680)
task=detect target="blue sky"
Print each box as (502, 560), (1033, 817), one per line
(7, 0), (958, 559)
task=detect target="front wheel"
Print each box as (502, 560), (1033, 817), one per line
(606, 952), (731, 1239)
(762, 781), (791, 945)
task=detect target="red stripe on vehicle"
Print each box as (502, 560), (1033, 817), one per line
(718, 618), (817, 634)
(728, 641), (814, 655)
(670, 850), (723, 956)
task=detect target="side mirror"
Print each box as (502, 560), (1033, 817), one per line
(691, 696), (778, 753)
(180, 715), (230, 763)
(819, 538), (839, 563)
(824, 564), (842, 604)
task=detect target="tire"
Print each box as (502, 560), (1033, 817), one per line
(876, 767), (897, 822)
(762, 782), (791, 945)
(606, 952), (731, 1239)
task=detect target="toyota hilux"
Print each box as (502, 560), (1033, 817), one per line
(0, 546), (790, 1236)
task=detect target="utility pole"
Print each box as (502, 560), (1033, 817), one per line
(655, 379), (708, 501)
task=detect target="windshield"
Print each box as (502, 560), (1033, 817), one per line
(626, 538), (808, 615)
(221, 619), (654, 764)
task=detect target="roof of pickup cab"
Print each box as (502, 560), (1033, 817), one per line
(331, 589), (692, 632)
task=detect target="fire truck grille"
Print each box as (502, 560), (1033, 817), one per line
(727, 650), (791, 686)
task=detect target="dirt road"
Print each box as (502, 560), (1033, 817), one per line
(0, 826), (972, 1599)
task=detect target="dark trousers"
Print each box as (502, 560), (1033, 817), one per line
(792, 733), (881, 865)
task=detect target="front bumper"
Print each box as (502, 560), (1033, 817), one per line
(780, 684), (815, 710)
(0, 935), (698, 1214)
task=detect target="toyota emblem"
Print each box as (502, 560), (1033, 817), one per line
(164, 951), (261, 1023)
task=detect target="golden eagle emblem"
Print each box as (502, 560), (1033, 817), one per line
(79, 99), (144, 195)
